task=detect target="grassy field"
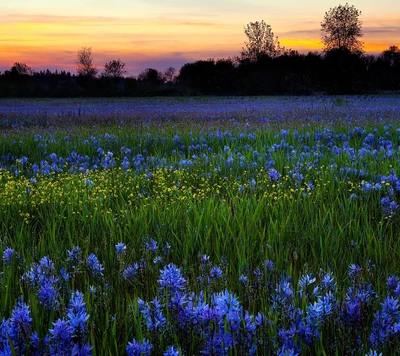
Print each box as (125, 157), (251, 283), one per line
(1, 96), (400, 355)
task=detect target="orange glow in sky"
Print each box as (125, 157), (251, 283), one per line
(1, 0), (399, 75)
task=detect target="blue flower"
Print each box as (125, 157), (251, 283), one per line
(85, 179), (93, 187)
(264, 259), (274, 271)
(49, 319), (73, 355)
(121, 157), (130, 171)
(381, 196), (399, 216)
(299, 273), (317, 299)
(387, 275), (399, 293)
(86, 253), (104, 277)
(37, 280), (60, 310)
(210, 266), (223, 280)
(268, 168), (281, 182)
(115, 242), (126, 256)
(8, 301), (33, 352)
(321, 272), (336, 292)
(123, 263), (139, 281)
(163, 346), (180, 356)
(67, 246), (81, 264)
(365, 350), (382, 356)
(239, 274), (249, 284)
(126, 338), (153, 356)
(158, 263), (186, 294)
(2, 248), (14, 266)
(40, 256), (55, 274)
(145, 238), (158, 252)
(153, 256), (163, 265)
(348, 264), (362, 280)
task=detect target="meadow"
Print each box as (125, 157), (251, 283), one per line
(1, 96), (400, 355)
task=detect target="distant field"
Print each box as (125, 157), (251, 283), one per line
(1, 95), (400, 130)
(1, 96), (400, 355)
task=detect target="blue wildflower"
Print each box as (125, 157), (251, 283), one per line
(115, 242), (126, 256)
(145, 238), (158, 252)
(121, 157), (130, 171)
(163, 346), (180, 356)
(348, 264), (362, 280)
(37, 280), (60, 310)
(239, 274), (249, 284)
(86, 253), (104, 277)
(126, 338), (153, 356)
(2, 248), (14, 266)
(123, 263), (139, 281)
(153, 256), (163, 265)
(268, 168), (281, 182)
(210, 266), (223, 280)
(49, 319), (73, 355)
(264, 259), (274, 271)
(381, 196), (399, 216)
(8, 301), (33, 353)
(158, 263), (186, 294)
(67, 246), (81, 264)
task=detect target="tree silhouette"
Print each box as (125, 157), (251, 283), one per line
(76, 47), (97, 78)
(162, 67), (177, 83)
(137, 68), (162, 84)
(241, 20), (282, 61)
(382, 46), (400, 67)
(10, 62), (33, 76)
(103, 59), (127, 78)
(321, 3), (363, 54)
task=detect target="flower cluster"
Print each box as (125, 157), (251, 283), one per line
(2, 245), (400, 354)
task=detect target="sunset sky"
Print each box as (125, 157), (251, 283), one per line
(1, 0), (399, 75)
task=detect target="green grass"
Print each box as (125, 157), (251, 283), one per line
(1, 114), (400, 354)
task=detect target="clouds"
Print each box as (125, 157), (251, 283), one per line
(0, 1), (399, 74)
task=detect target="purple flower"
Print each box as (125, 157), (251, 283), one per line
(348, 264), (362, 280)
(115, 242), (126, 256)
(145, 238), (158, 252)
(158, 263), (186, 294)
(49, 319), (73, 355)
(2, 247), (14, 266)
(123, 263), (139, 281)
(67, 246), (81, 264)
(264, 260), (274, 271)
(86, 253), (104, 277)
(37, 280), (60, 310)
(126, 338), (153, 356)
(163, 346), (180, 356)
(121, 157), (130, 171)
(239, 274), (249, 284)
(381, 196), (399, 216)
(40, 256), (55, 274)
(268, 168), (281, 182)
(210, 266), (223, 280)
(8, 301), (33, 352)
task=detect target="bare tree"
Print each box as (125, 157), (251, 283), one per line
(11, 62), (33, 76)
(76, 47), (97, 78)
(103, 59), (127, 78)
(321, 3), (363, 53)
(241, 20), (283, 61)
(162, 67), (177, 83)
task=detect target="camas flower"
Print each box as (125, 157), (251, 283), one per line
(158, 263), (186, 294)
(2, 248), (14, 266)
(126, 338), (153, 356)
(163, 346), (180, 356)
(268, 168), (281, 182)
(86, 253), (104, 277)
(115, 242), (127, 256)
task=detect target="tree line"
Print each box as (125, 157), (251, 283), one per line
(0, 3), (399, 97)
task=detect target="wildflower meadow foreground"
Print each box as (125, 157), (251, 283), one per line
(2, 96), (400, 355)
